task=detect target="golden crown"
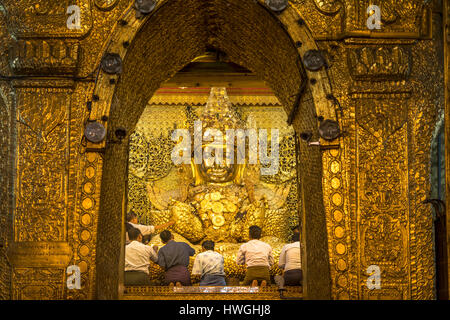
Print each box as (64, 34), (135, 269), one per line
(199, 87), (244, 132)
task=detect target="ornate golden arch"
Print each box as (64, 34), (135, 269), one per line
(0, 0), (440, 301)
(84, 0), (339, 299)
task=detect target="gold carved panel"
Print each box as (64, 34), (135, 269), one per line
(0, 86), (12, 300)
(290, 0), (431, 39)
(322, 147), (353, 300)
(14, 88), (70, 242)
(357, 124), (410, 299)
(1, 0), (92, 38)
(12, 268), (65, 300)
(66, 151), (103, 300)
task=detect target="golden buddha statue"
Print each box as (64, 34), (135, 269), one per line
(146, 87), (296, 279)
(147, 87), (293, 242)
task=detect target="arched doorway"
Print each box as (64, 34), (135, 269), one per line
(88, 0), (335, 299)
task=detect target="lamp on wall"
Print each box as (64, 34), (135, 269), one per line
(303, 50), (326, 71)
(134, 0), (156, 16)
(84, 121), (107, 143)
(265, 0), (288, 12)
(318, 119), (340, 141)
(101, 53), (123, 75)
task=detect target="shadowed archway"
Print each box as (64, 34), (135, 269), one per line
(92, 0), (333, 299)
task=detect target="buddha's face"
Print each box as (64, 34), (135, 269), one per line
(199, 145), (237, 183)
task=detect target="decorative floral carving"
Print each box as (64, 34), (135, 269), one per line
(361, 214), (408, 276)
(355, 96), (408, 140)
(2, 0), (92, 38)
(13, 268), (64, 300)
(9, 40), (80, 75)
(94, 0), (119, 11)
(14, 90), (69, 242)
(347, 46), (411, 80)
(313, 0), (342, 15)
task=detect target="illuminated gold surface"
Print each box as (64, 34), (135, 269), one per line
(130, 89), (298, 279)
(122, 285), (302, 300)
(0, 0), (442, 300)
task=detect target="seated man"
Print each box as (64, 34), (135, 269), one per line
(236, 225), (274, 287)
(278, 231), (302, 286)
(126, 211), (175, 244)
(124, 227), (158, 286)
(192, 240), (226, 286)
(157, 230), (195, 286)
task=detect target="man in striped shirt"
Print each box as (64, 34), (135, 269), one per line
(192, 240), (226, 286)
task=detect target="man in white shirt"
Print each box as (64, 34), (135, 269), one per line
(192, 240), (226, 286)
(124, 227), (158, 286)
(126, 211), (175, 244)
(236, 225), (274, 286)
(278, 231), (302, 286)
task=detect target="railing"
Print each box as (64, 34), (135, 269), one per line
(122, 286), (303, 300)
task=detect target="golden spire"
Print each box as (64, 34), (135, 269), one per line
(199, 87), (244, 132)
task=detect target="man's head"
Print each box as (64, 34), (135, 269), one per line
(126, 211), (138, 224)
(249, 225), (262, 240)
(291, 231), (300, 242)
(160, 230), (173, 244)
(292, 225), (300, 234)
(128, 227), (142, 242)
(202, 240), (215, 251)
(142, 234), (152, 245)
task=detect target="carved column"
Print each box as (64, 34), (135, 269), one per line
(2, 0), (89, 299)
(348, 43), (412, 299)
(7, 79), (76, 299)
(0, 85), (13, 300)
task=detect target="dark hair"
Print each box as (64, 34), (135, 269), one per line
(249, 225), (262, 239)
(291, 231), (300, 242)
(125, 222), (133, 233)
(202, 240), (215, 251)
(126, 211), (137, 222)
(128, 227), (141, 241)
(160, 230), (172, 243)
(142, 235), (152, 245)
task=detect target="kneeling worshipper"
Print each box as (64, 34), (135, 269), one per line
(277, 231), (302, 286)
(236, 225), (274, 287)
(157, 230), (195, 286)
(192, 240), (226, 286)
(124, 227), (158, 286)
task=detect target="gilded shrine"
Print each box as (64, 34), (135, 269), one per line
(0, 0), (448, 300)
(129, 87), (300, 281)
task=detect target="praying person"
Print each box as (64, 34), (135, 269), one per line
(278, 231), (302, 286)
(236, 225), (274, 287)
(157, 230), (195, 286)
(292, 224), (300, 235)
(126, 211), (175, 244)
(192, 240), (226, 286)
(124, 227), (158, 286)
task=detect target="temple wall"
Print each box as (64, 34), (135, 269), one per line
(0, 0), (445, 299)
(445, 0), (450, 297)
(0, 82), (13, 300)
(321, 33), (445, 299)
